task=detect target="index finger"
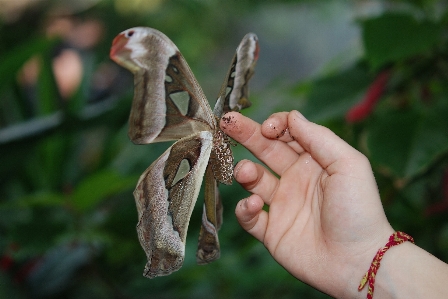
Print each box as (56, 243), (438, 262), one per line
(220, 112), (299, 176)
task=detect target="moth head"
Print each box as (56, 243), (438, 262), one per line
(110, 27), (154, 73)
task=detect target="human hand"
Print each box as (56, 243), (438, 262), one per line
(220, 111), (394, 298)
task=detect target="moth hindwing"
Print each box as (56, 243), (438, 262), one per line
(110, 27), (259, 278)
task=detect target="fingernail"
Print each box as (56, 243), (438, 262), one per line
(233, 159), (248, 178)
(242, 198), (249, 209)
(236, 198), (248, 212)
(292, 110), (307, 121)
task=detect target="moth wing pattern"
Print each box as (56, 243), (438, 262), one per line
(124, 28), (216, 144)
(134, 131), (213, 278)
(110, 27), (258, 278)
(197, 32), (259, 264)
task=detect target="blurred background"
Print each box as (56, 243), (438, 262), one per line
(1, 0), (448, 298)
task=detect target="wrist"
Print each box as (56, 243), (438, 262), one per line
(335, 228), (395, 299)
(358, 232), (415, 298)
(372, 241), (416, 299)
(342, 235), (448, 299)
(373, 241), (448, 299)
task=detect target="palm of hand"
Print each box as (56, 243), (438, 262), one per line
(222, 111), (393, 296)
(267, 153), (378, 277)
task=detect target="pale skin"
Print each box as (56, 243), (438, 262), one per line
(220, 110), (448, 299)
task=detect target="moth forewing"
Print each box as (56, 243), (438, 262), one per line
(126, 29), (216, 145)
(162, 52), (216, 129)
(133, 131), (213, 278)
(213, 33), (259, 117)
(231, 33), (259, 111)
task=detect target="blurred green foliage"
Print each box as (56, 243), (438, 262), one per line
(0, 0), (447, 298)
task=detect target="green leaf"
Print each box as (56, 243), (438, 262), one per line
(0, 192), (65, 229)
(71, 170), (137, 212)
(362, 13), (442, 69)
(298, 64), (372, 122)
(367, 108), (448, 179)
(5, 191), (65, 210)
(36, 134), (71, 190)
(0, 37), (58, 92)
(37, 52), (60, 115)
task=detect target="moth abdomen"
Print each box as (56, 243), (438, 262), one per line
(210, 130), (234, 185)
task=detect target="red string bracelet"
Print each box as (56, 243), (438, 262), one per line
(358, 231), (414, 299)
